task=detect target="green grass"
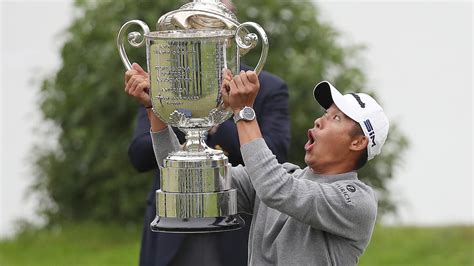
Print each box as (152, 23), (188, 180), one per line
(0, 223), (472, 265)
(359, 225), (474, 266)
(0, 222), (141, 266)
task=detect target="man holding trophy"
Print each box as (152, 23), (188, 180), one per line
(126, 69), (389, 265)
(120, 0), (387, 264)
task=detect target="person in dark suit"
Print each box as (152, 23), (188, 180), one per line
(126, 60), (289, 265)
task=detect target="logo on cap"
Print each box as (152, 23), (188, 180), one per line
(364, 119), (376, 147)
(350, 93), (366, 108)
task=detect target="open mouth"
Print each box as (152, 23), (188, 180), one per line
(304, 129), (316, 151)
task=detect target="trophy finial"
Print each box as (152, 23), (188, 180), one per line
(156, 0), (239, 31)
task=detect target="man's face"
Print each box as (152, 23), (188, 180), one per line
(304, 104), (360, 173)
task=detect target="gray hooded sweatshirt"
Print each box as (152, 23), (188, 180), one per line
(151, 127), (377, 266)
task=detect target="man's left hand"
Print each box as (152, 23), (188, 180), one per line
(224, 70), (260, 114)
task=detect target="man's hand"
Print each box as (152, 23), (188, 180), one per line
(222, 70), (260, 114)
(221, 68), (233, 108)
(125, 63), (167, 132)
(124, 63), (151, 107)
(220, 69), (262, 145)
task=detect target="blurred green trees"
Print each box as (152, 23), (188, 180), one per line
(34, 0), (408, 224)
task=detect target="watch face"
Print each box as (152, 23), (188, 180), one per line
(242, 107), (255, 120)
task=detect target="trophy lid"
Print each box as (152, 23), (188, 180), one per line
(156, 0), (239, 31)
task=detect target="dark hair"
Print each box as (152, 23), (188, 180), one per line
(350, 123), (368, 170)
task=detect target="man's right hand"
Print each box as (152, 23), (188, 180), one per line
(124, 63), (151, 107)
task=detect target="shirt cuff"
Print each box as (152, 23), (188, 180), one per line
(150, 126), (169, 135)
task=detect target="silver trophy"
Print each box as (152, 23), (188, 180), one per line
(117, 0), (268, 232)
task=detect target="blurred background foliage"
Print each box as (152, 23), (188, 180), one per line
(33, 0), (408, 225)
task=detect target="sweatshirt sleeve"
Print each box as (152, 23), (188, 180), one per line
(150, 126), (181, 167)
(241, 139), (378, 242)
(230, 165), (255, 215)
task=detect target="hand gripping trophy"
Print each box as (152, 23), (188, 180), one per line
(117, 0), (268, 232)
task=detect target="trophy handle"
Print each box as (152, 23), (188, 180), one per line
(235, 22), (269, 75)
(117, 20), (150, 70)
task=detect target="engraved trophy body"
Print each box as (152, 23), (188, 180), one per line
(117, 0), (268, 232)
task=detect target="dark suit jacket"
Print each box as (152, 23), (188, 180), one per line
(128, 68), (290, 266)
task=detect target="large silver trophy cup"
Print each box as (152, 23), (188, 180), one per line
(117, 0), (268, 232)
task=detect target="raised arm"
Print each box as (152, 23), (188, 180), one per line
(125, 63), (172, 167)
(223, 70), (263, 146)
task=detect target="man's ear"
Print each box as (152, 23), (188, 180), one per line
(350, 135), (368, 152)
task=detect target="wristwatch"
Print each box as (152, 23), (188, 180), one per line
(233, 106), (256, 123)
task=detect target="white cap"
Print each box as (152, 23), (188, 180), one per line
(313, 81), (389, 161)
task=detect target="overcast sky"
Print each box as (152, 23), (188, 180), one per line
(1, 0), (472, 238)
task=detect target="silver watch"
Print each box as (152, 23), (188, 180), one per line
(233, 106), (256, 123)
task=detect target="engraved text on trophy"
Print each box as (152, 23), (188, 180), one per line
(150, 39), (227, 119)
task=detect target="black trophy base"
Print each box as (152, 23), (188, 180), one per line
(150, 215), (245, 233)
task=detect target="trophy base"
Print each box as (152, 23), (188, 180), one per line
(150, 215), (244, 233)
